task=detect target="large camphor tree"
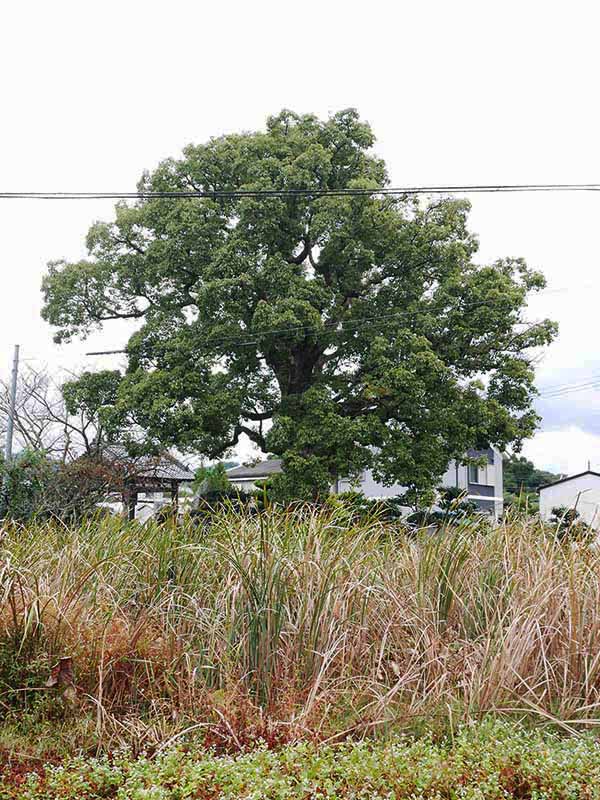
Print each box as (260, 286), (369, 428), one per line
(42, 110), (557, 499)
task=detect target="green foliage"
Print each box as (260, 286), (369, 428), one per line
(503, 453), (560, 493)
(504, 489), (538, 515)
(549, 505), (595, 543)
(192, 488), (268, 518)
(6, 721), (600, 798)
(61, 370), (122, 451)
(503, 453), (560, 514)
(396, 486), (437, 512)
(193, 462), (231, 494)
(395, 485), (479, 526)
(0, 449), (118, 523)
(437, 485), (478, 514)
(326, 490), (409, 525)
(42, 109), (557, 500)
(61, 370), (121, 419)
(0, 450), (53, 521)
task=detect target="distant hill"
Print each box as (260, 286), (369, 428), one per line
(503, 454), (561, 494)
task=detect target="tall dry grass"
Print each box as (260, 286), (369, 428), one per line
(1, 506), (599, 751)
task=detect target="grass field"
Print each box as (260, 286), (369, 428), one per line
(1, 506), (600, 792)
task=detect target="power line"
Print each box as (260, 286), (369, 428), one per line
(85, 297), (542, 357)
(539, 373), (600, 395)
(4, 183), (600, 200)
(540, 381), (600, 399)
(84, 283), (577, 358)
(538, 365), (600, 396)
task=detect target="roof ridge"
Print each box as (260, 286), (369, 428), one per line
(538, 469), (600, 491)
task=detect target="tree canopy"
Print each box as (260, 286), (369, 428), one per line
(503, 454), (560, 494)
(0, 365), (122, 462)
(41, 109), (557, 498)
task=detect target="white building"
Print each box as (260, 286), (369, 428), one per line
(539, 470), (600, 528)
(227, 447), (504, 518)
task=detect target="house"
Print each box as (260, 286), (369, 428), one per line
(227, 447), (504, 518)
(539, 470), (600, 528)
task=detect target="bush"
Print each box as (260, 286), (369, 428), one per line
(326, 491), (410, 525)
(192, 462), (232, 495)
(0, 450), (120, 523)
(395, 485), (484, 529)
(189, 488), (271, 525)
(0, 450), (53, 521)
(549, 505), (595, 543)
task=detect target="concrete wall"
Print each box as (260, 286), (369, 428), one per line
(539, 474), (600, 528)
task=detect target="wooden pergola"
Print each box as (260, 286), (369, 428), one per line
(101, 446), (195, 520)
(122, 475), (194, 521)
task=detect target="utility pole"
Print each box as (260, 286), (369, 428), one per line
(1, 345), (20, 517)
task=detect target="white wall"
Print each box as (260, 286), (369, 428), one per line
(229, 478), (260, 492)
(229, 455), (503, 498)
(336, 460), (467, 498)
(227, 449), (503, 518)
(101, 485), (194, 521)
(539, 474), (600, 528)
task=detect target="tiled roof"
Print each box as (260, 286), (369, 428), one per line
(101, 445), (195, 482)
(226, 459), (283, 479)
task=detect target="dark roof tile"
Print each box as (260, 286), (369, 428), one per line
(226, 459), (283, 479)
(101, 445), (195, 482)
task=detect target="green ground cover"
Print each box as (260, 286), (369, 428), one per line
(3, 721), (599, 799)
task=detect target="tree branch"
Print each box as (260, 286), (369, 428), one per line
(241, 409), (273, 421)
(287, 239), (312, 266)
(238, 424), (267, 451)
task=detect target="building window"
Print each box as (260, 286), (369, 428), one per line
(468, 464), (479, 483)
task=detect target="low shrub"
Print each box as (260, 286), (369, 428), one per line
(3, 721), (600, 799)
(549, 505), (595, 543)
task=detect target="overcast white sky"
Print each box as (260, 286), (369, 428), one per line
(1, 0), (599, 474)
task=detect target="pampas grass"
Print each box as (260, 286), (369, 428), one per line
(1, 505), (599, 751)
